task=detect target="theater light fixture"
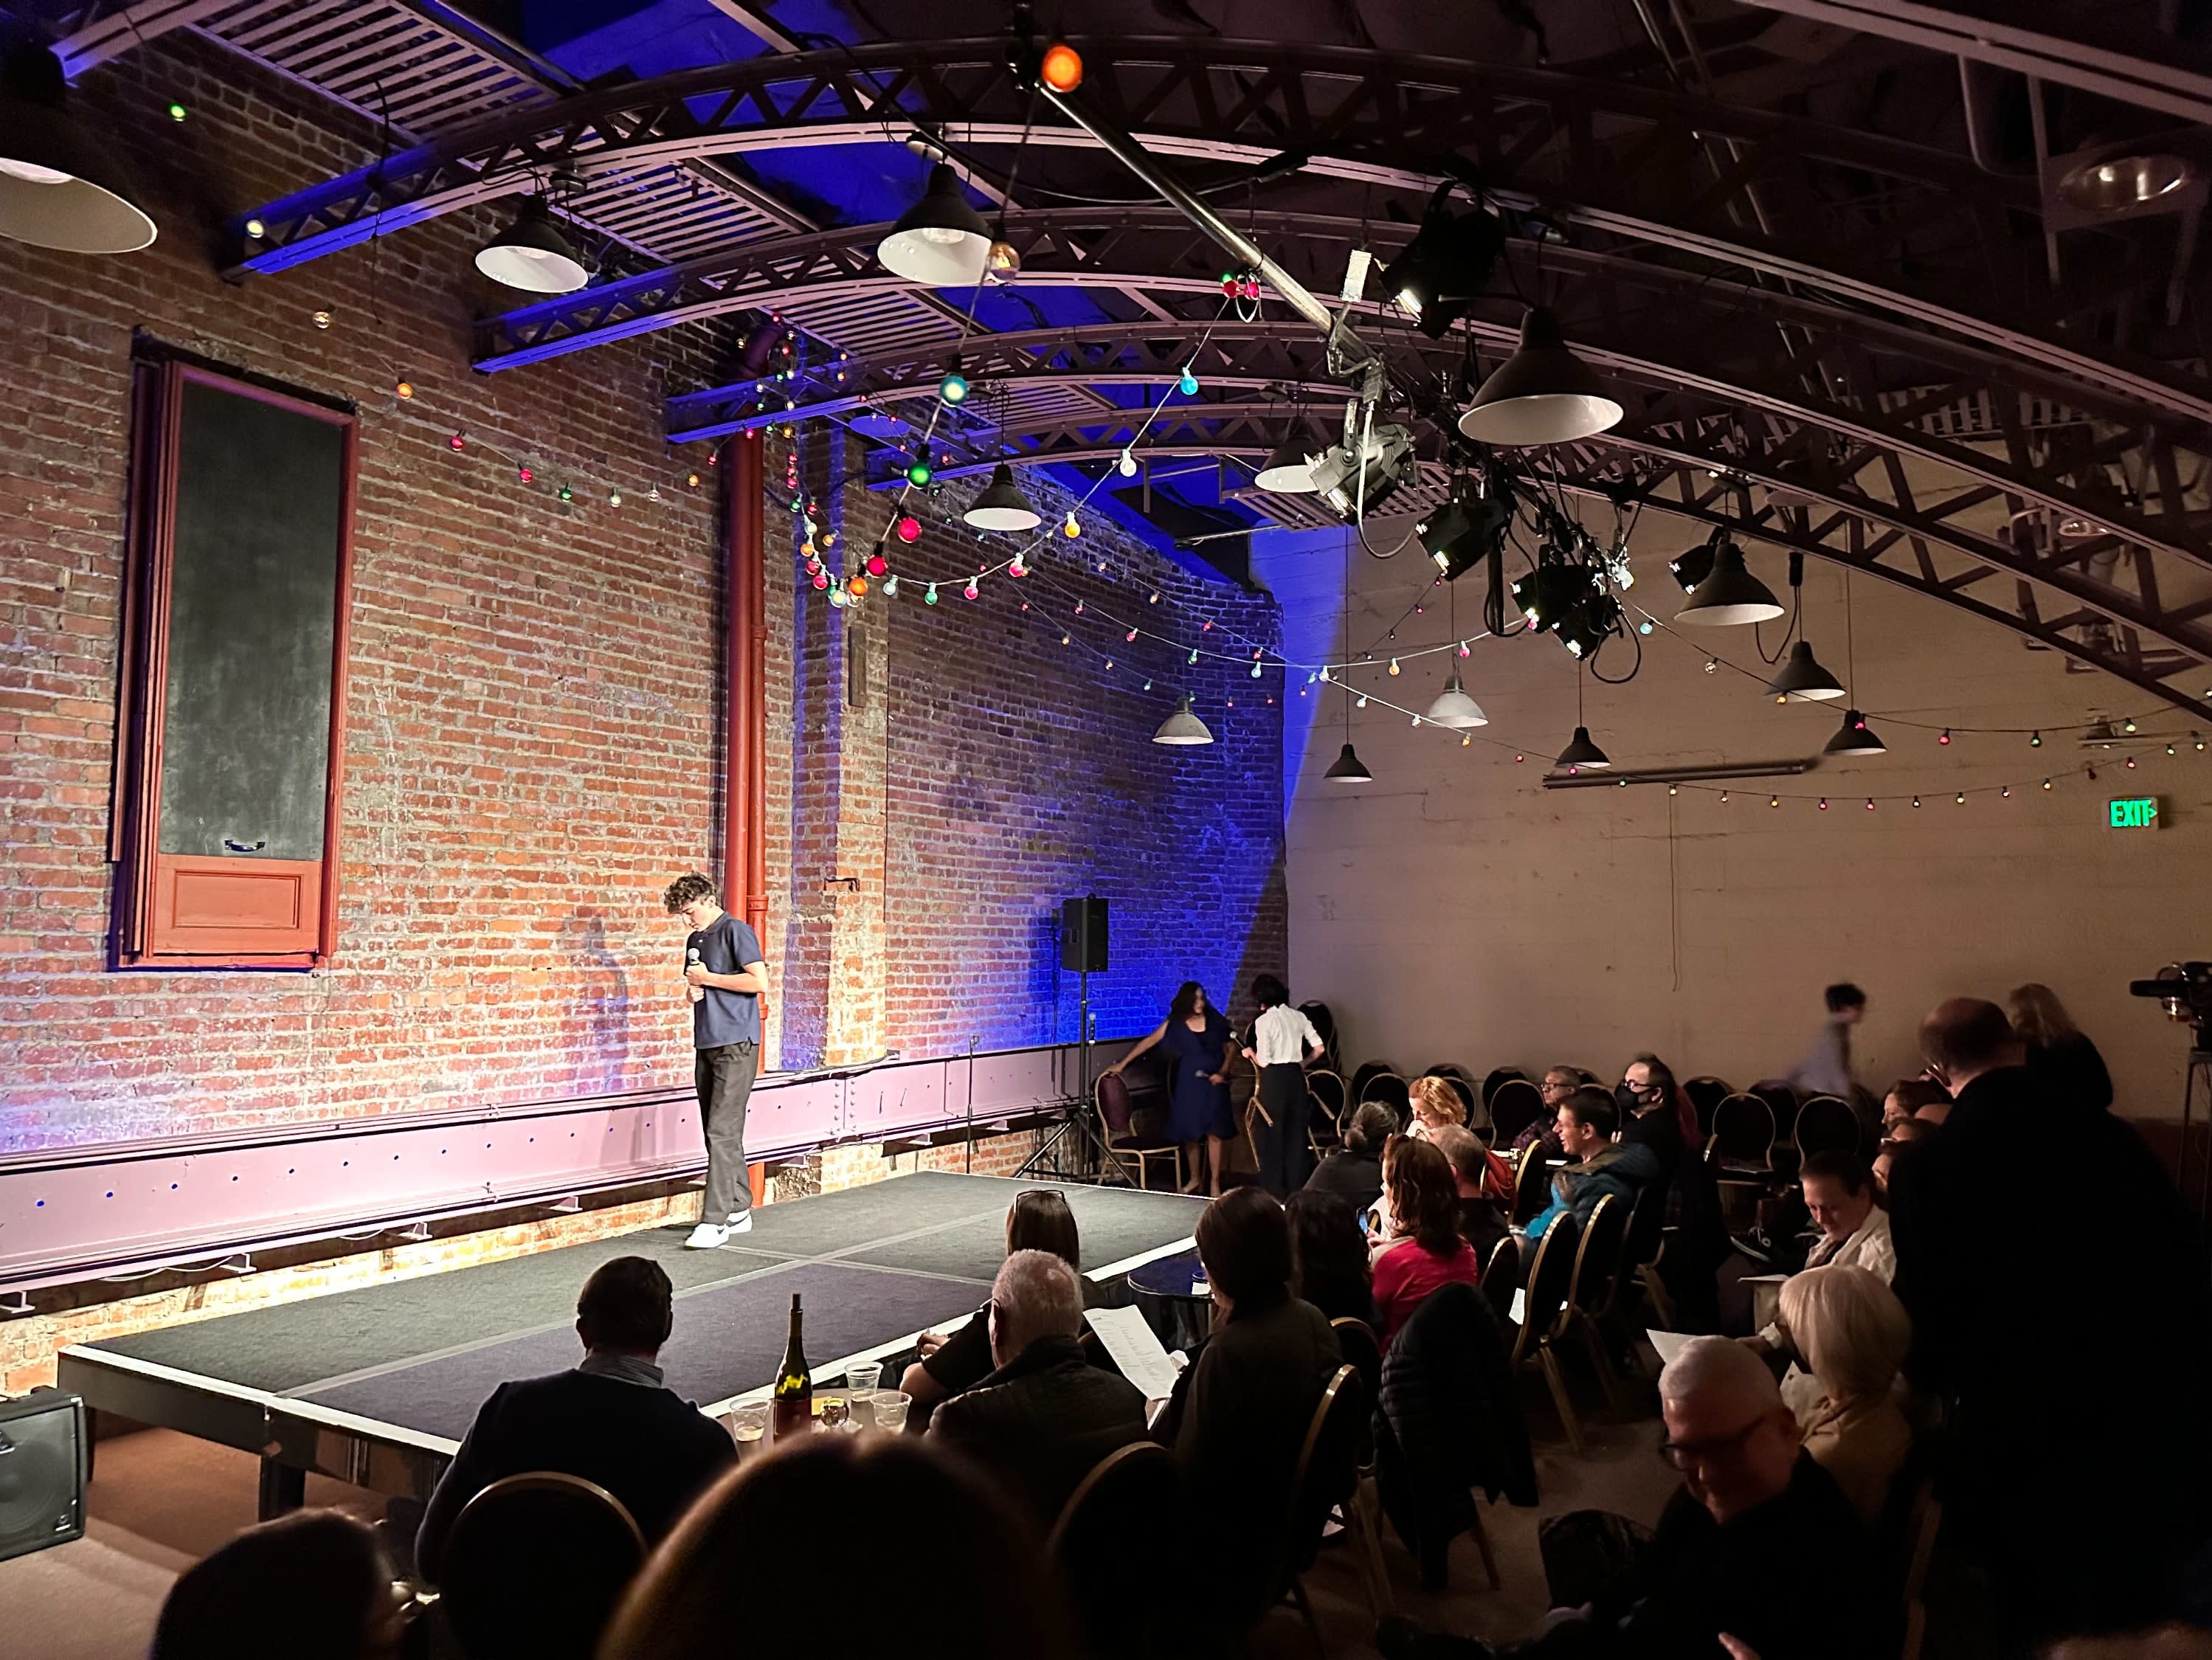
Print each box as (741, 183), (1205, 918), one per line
(1668, 540), (1715, 594)
(1457, 307), (1622, 446)
(1308, 423), (1415, 518)
(1419, 488), (1513, 582)
(1378, 187), (1504, 339)
(2057, 153), (2195, 214)
(1766, 639), (1847, 701)
(1557, 591), (1622, 660)
(1675, 534), (1783, 626)
(1152, 696), (1214, 746)
(1511, 562), (1599, 635)
(474, 198), (590, 293)
(0, 42), (156, 252)
(1823, 708), (1887, 756)
(877, 162), (990, 286)
(963, 463), (1041, 533)
(1254, 438), (1318, 494)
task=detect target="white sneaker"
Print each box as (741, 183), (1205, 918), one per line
(726, 1213), (753, 1234)
(685, 1222), (731, 1250)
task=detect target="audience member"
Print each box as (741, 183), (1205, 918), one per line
(2008, 981), (2115, 1115)
(1431, 1124), (1510, 1260)
(1618, 1052), (1729, 1332)
(1881, 1076), (1949, 1127)
(905, 1188), (1093, 1422)
(1520, 1087), (1661, 1244)
(1372, 1135), (1483, 1345)
(1515, 1067), (1593, 1157)
(599, 1436), (1074, 1660)
(153, 1509), (406, 1660)
(1891, 997), (2212, 1640)
(1787, 981), (1868, 1104)
(1870, 1117), (1928, 1198)
(1154, 1186), (1343, 1628)
(1409, 1074), (1468, 1138)
(1378, 1338), (1883, 1657)
(1775, 1266), (1913, 1526)
(1304, 1099), (1394, 1216)
(1621, 1051), (1700, 1152)
(415, 1256), (733, 1580)
(1797, 1149), (1893, 1276)
(927, 1249), (1146, 1526)
(1286, 1187), (1375, 1325)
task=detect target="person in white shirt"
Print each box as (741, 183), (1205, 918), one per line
(1240, 975), (1325, 1197)
(1746, 1149), (1894, 1360)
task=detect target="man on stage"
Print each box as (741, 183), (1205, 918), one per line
(663, 874), (770, 1248)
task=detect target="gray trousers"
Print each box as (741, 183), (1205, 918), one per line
(695, 1041), (758, 1222)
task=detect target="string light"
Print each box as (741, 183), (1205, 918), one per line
(1178, 364), (1200, 396)
(243, 216), (265, 239)
(1865, 798), (1876, 810)
(1063, 511), (1082, 538)
(925, 583), (939, 605)
(516, 463), (533, 484)
(2030, 731), (2042, 747)
(1118, 450), (1138, 477)
(167, 100), (187, 121)
(1251, 661), (1264, 678)
(394, 378), (414, 398)
(1719, 791), (1729, 803)
(865, 552), (888, 578)
(449, 432), (466, 451)
(558, 483), (573, 502)
(1955, 792), (1967, 803)
(311, 310), (333, 330)
(1819, 798), (1829, 810)
(607, 488), (622, 507)
(1912, 795), (1921, 809)
(1387, 658), (1400, 676)
(896, 516), (922, 543)
(811, 570), (828, 589)
(882, 575), (898, 598)
(1938, 728), (1951, 745)
(905, 460), (933, 486)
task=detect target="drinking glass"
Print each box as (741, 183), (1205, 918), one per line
(727, 1404), (770, 1454)
(845, 1360), (883, 1394)
(868, 1390), (911, 1433)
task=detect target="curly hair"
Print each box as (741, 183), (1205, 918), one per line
(663, 873), (717, 913)
(1382, 1134), (1463, 1255)
(1408, 1074), (1467, 1131)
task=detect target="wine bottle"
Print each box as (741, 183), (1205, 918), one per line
(770, 1293), (811, 1440)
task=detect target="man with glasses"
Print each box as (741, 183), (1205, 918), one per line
(1375, 1338), (1881, 1657)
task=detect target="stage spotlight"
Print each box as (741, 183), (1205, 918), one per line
(1668, 538), (1716, 594)
(1378, 196), (1504, 339)
(1556, 590), (1622, 660)
(1418, 487), (1514, 582)
(1510, 562), (1598, 635)
(1308, 423), (1415, 518)
(0, 41), (156, 252)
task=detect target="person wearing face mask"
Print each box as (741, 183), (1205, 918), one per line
(1614, 1054), (1689, 1186)
(1516, 1087), (1662, 1245)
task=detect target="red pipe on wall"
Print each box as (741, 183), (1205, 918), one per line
(724, 437), (769, 945)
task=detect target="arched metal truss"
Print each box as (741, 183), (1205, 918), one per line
(226, 37), (2202, 384)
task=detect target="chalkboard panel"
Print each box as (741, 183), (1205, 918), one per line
(157, 379), (345, 860)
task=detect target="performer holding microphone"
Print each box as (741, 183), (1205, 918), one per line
(663, 874), (770, 1248)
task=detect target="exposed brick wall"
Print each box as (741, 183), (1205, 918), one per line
(1, 38), (1289, 1169)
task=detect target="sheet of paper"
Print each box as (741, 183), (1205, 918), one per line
(1086, 1305), (1183, 1401)
(1510, 1288), (1526, 1326)
(1646, 1329), (1694, 1366)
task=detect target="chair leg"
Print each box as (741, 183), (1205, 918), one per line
(1579, 1314), (1622, 1412)
(1290, 1575), (1326, 1660)
(1468, 1496), (1502, 1591)
(1638, 1263), (1676, 1330)
(1350, 1478), (1394, 1618)
(1538, 1343), (1585, 1456)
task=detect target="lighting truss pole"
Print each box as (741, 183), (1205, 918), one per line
(1010, 21), (1376, 376)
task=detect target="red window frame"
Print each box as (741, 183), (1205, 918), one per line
(112, 358), (357, 969)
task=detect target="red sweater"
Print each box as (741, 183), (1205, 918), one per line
(1372, 1235), (1482, 1346)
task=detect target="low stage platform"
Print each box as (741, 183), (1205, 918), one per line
(56, 1173), (1204, 1516)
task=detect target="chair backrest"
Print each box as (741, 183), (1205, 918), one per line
(1439, 1073), (1483, 1132)
(1513, 1214), (1580, 1362)
(440, 1472), (646, 1660)
(1306, 1068), (1347, 1125)
(1298, 1002), (1338, 1066)
(1360, 1072), (1411, 1125)
(1095, 1071), (1135, 1137)
(1330, 1316), (1383, 1414)
(1566, 1193), (1627, 1316)
(1481, 1066), (1529, 1110)
(1752, 1080), (1800, 1141)
(1276, 1365), (1364, 1588)
(1489, 1076), (1545, 1144)
(1048, 1441), (1178, 1650)
(1510, 1141), (1554, 1224)
(1708, 1093), (1776, 1163)
(1423, 1063), (1471, 1083)
(1483, 1235), (1522, 1327)
(1348, 1061), (1394, 1104)
(1617, 1180), (1665, 1276)
(1794, 1094), (1861, 1160)
(1682, 1076), (1731, 1138)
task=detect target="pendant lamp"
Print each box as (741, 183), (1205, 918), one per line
(1324, 742), (1373, 782)
(1824, 708), (1887, 755)
(1152, 696), (1214, 746)
(1676, 536), (1783, 626)
(1457, 307), (1622, 447)
(877, 162), (989, 286)
(0, 42), (156, 253)
(475, 198), (590, 293)
(1555, 725), (1611, 770)
(963, 464), (1041, 532)
(1766, 638), (1846, 701)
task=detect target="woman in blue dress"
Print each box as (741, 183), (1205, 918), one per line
(1107, 981), (1234, 1195)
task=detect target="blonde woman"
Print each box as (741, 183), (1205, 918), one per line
(1777, 1265), (1913, 1526)
(2008, 982), (2113, 1115)
(1406, 1074), (1468, 1140)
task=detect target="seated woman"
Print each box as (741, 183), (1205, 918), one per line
(1778, 1264), (1914, 1526)
(903, 1189), (1096, 1424)
(1872, 1116), (1931, 1199)
(1302, 1100), (1394, 1217)
(1286, 1188), (1375, 1326)
(1369, 1135), (1481, 1346)
(1407, 1073), (1466, 1139)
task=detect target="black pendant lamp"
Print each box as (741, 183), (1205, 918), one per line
(0, 42), (156, 252)
(475, 198), (590, 293)
(1555, 663), (1611, 771)
(877, 162), (990, 286)
(1324, 533), (1370, 783)
(1676, 533), (1783, 626)
(962, 463), (1040, 532)
(1457, 306), (1622, 447)
(1768, 639), (1847, 702)
(1822, 573), (1886, 754)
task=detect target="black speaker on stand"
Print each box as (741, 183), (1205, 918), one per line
(1021, 897), (1134, 1185)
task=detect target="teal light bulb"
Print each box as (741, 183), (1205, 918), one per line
(1178, 365), (1198, 395)
(924, 582), (939, 605)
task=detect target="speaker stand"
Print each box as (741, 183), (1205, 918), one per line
(1017, 966), (1137, 1186)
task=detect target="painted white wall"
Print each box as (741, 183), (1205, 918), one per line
(1253, 510), (2212, 1119)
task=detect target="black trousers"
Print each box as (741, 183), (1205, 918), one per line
(1254, 1063), (1312, 1197)
(695, 1041), (758, 1222)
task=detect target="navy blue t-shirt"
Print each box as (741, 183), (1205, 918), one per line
(685, 913), (764, 1049)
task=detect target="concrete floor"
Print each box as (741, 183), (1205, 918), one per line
(0, 1378), (1681, 1660)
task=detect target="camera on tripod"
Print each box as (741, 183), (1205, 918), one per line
(2131, 962), (2212, 1050)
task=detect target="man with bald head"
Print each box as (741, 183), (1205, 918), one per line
(1892, 996), (2212, 1642)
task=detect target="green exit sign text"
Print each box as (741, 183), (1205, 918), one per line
(2109, 795), (2163, 829)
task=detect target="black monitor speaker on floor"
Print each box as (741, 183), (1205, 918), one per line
(1060, 896), (1108, 973)
(0, 1390), (87, 1563)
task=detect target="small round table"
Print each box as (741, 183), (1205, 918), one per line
(1127, 1248), (1212, 1353)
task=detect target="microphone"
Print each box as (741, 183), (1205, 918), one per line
(687, 946), (704, 1002)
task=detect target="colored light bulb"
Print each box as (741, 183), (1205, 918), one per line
(924, 583), (939, 605)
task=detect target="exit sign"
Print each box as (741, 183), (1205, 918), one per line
(2109, 795), (2163, 829)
